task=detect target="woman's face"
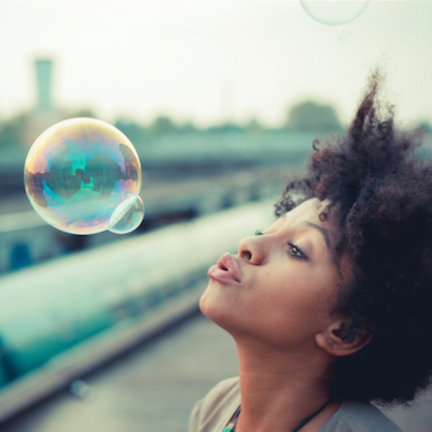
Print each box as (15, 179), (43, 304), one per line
(200, 198), (346, 352)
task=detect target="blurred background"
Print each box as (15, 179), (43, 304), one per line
(0, 1), (431, 431)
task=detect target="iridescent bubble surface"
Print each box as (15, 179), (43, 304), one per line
(300, 0), (370, 25)
(109, 196), (145, 234)
(24, 118), (143, 235)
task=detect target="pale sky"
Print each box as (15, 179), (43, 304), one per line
(0, 0), (431, 127)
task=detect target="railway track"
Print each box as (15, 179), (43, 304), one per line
(0, 200), (275, 424)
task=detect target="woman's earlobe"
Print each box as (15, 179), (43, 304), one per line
(315, 320), (373, 357)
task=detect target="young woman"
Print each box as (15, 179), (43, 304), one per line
(189, 70), (432, 432)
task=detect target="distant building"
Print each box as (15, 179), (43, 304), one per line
(35, 59), (54, 113)
(23, 59), (63, 145)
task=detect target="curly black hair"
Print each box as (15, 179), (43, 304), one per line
(275, 69), (432, 405)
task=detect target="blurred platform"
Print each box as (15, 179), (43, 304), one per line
(0, 312), (239, 432)
(1, 312), (431, 432)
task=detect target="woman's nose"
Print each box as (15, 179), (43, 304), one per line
(237, 236), (265, 265)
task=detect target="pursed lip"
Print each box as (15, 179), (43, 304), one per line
(207, 252), (241, 283)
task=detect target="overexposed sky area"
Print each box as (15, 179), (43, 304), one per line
(0, 0), (431, 127)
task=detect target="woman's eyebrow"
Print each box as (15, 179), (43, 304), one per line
(304, 222), (331, 250)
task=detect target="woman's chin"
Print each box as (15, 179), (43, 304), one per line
(199, 284), (221, 320)
(199, 284), (236, 331)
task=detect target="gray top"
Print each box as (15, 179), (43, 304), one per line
(189, 377), (405, 432)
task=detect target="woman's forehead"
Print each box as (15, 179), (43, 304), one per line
(283, 198), (329, 222)
(281, 198), (340, 244)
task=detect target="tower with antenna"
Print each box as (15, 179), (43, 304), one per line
(35, 59), (53, 113)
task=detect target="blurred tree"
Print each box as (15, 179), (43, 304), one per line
(73, 108), (97, 118)
(286, 100), (342, 133)
(148, 115), (178, 135)
(419, 120), (432, 133)
(114, 119), (147, 144)
(245, 118), (264, 134)
(0, 113), (30, 150)
(207, 122), (243, 133)
(178, 121), (197, 133)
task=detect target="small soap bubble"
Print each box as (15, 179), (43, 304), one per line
(301, 0), (370, 26)
(24, 118), (143, 235)
(109, 195), (145, 234)
(337, 27), (352, 42)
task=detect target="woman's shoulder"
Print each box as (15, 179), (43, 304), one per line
(189, 381), (406, 432)
(320, 401), (405, 432)
(189, 377), (240, 432)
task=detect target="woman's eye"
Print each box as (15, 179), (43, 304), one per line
(287, 243), (306, 259)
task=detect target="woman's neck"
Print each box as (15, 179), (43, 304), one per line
(234, 341), (341, 432)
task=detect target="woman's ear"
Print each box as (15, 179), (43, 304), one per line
(315, 319), (373, 357)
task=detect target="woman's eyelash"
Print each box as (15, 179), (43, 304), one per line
(255, 230), (306, 259)
(287, 243), (306, 259)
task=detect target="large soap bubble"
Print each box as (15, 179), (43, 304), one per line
(24, 118), (144, 235)
(300, 0), (370, 26)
